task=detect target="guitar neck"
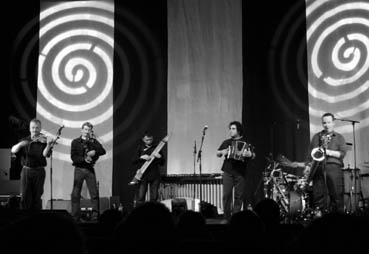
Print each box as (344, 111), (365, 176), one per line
(141, 140), (167, 171)
(150, 140), (166, 155)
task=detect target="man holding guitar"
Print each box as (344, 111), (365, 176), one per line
(131, 132), (165, 206)
(70, 122), (106, 221)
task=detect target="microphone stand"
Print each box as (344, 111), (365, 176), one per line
(193, 141), (197, 207)
(336, 118), (361, 212)
(49, 126), (64, 210)
(197, 129), (206, 213)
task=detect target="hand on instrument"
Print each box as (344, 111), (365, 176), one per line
(153, 152), (161, 159)
(47, 136), (56, 145)
(31, 134), (47, 143)
(140, 154), (151, 161)
(303, 165), (311, 176)
(85, 156), (93, 163)
(291, 162), (305, 168)
(221, 148), (229, 156)
(20, 140), (30, 147)
(87, 150), (96, 157)
(242, 148), (253, 158)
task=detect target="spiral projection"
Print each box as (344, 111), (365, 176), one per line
(37, 1), (114, 162)
(307, 0), (369, 134)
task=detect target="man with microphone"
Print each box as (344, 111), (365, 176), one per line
(217, 121), (255, 221)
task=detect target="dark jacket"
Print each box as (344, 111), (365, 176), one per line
(71, 136), (106, 170)
(132, 143), (165, 181)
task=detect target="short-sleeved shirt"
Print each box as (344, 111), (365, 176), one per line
(218, 136), (252, 176)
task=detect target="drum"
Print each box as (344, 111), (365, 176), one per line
(289, 191), (305, 216)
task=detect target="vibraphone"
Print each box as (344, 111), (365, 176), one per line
(152, 174), (223, 212)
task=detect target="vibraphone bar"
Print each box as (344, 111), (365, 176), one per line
(152, 174), (223, 212)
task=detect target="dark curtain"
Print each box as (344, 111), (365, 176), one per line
(242, 0), (310, 206)
(112, 0), (167, 210)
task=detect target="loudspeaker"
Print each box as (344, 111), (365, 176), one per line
(171, 198), (188, 216)
(199, 201), (218, 218)
(0, 180), (20, 195)
(0, 149), (11, 180)
(45, 200), (71, 212)
(39, 209), (72, 218)
(46, 196), (120, 213)
(81, 196), (120, 213)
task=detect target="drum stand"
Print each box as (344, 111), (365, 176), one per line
(272, 176), (289, 214)
(336, 118), (362, 213)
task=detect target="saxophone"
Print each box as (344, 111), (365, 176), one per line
(302, 132), (333, 188)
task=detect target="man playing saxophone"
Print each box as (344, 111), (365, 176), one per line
(305, 113), (347, 213)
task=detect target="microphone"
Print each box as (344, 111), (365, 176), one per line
(296, 119), (300, 130)
(194, 140), (197, 154)
(202, 125), (208, 135)
(334, 118), (360, 123)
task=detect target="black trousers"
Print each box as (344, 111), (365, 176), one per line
(222, 171), (246, 219)
(20, 166), (45, 210)
(136, 177), (160, 206)
(71, 167), (99, 219)
(312, 163), (344, 212)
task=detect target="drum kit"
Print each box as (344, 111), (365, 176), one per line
(263, 154), (314, 222)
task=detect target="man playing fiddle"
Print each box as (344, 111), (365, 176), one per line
(11, 118), (54, 210)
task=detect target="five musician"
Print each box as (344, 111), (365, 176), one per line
(9, 113), (353, 219)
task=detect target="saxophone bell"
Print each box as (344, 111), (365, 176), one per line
(311, 147), (325, 162)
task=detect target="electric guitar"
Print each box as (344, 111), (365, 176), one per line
(129, 134), (170, 185)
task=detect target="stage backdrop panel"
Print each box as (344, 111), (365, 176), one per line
(306, 0), (369, 172)
(37, 1), (114, 207)
(167, 0), (243, 175)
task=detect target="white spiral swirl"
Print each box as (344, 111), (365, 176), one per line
(307, 1), (369, 133)
(36, 1), (115, 162)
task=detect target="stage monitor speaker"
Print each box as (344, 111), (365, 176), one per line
(200, 201), (218, 218)
(46, 196), (120, 213)
(0, 148), (11, 180)
(81, 196), (120, 213)
(171, 198), (188, 215)
(45, 200), (71, 212)
(39, 209), (72, 219)
(0, 180), (20, 195)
